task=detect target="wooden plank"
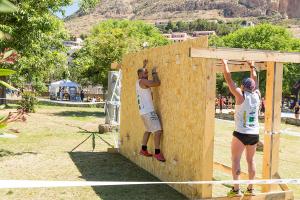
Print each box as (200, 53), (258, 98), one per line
(202, 191), (293, 200)
(214, 64), (266, 73)
(120, 36), (212, 199)
(273, 173), (289, 191)
(262, 62), (283, 192)
(213, 162), (260, 180)
(215, 60), (265, 65)
(213, 162), (288, 190)
(190, 48), (300, 63)
(200, 58), (216, 198)
(213, 59), (266, 72)
(111, 62), (121, 69)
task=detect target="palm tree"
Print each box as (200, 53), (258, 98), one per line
(0, 0), (16, 12)
(0, 1), (25, 127)
(0, 0), (18, 104)
(0, 0), (17, 39)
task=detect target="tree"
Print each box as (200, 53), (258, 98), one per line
(176, 21), (189, 32)
(210, 24), (300, 97)
(79, 0), (100, 14)
(161, 19), (241, 35)
(0, 0), (73, 92)
(165, 21), (176, 33)
(71, 20), (170, 88)
(0, 0), (18, 105)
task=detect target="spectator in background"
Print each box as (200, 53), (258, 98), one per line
(60, 87), (64, 101)
(16, 89), (21, 97)
(294, 102), (300, 119)
(260, 97), (265, 116)
(289, 99), (295, 109)
(80, 90), (85, 102)
(219, 95), (223, 113)
(215, 98), (218, 113)
(228, 96), (233, 110)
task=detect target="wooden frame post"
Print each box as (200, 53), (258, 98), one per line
(200, 58), (216, 198)
(262, 62), (283, 192)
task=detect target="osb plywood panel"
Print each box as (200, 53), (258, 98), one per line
(120, 37), (216, 199)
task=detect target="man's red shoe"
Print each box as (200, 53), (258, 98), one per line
(139, 149), (153, 157)
(154, 153), (166, 162)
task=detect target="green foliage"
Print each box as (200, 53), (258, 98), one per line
(0, 68), (14, 76)
(210, 24), (300, 97)
(220, 24), (299, 50)
(79, 0), (100, 14)
(0, 0), (72, 92)
(0, 0), (16, 40)
(158, 19), (242, 36)
(19, 91), (37, 113)
(0, 0), (16, 13)
(0, 48), (17, 91)
(71, 20), (170, 88)
(0, 79), (15, 90)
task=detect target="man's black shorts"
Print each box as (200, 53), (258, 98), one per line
(233, 131), (259, 146)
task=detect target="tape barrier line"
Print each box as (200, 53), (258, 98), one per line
(0, 179), (300, 189)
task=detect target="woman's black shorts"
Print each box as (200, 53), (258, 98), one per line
(233, 131), (259, 145)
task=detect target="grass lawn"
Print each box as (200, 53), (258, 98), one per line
(213, 119), (300, 198)
(0, 105), (187, 200)
(0, 104), (299, 199)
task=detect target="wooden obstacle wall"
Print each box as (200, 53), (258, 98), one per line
(119, 37), (216, 199)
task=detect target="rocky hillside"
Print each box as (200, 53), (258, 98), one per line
(65, 0), (300, 36)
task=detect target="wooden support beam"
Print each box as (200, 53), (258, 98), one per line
(213, 162), (287, 190)
(111, 62), (121, 69)
(200, 58), (216, 198)
(262, 62), (283, 192)
(215, 60), (265, 65)
(190, 48), (300, 63)
(203, 191), (293, 200)
(213, 162), (260, 180)
(274, 173), (290, 191)
(214, 62), (266, 72)
(213, 162), (266, 188)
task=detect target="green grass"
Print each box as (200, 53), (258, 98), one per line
(0, 105), (186, 200)
(213, 119), (300, 198)
(0, 105), (299, 199)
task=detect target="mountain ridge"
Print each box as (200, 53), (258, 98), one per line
(65, 0), (300, 36)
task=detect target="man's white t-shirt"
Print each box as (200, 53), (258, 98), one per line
(136, 79), (155, 115)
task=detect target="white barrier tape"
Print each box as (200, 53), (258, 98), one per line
(105, 101), (120, 106)
(0, 179), (300, 189)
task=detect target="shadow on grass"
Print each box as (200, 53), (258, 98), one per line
(53, 111), (105, 118)
(0, 149), (37, 158)
(69, 152), (188, 200)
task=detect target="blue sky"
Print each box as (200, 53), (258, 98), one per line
(55, 0), (80, 19)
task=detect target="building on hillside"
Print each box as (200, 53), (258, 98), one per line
(207, 19), (218, 24)
(64, 38), (83, 54)
(163, 34), (172, 39)
(63, 38), (83, 65)
(163, 32), (189, 43)
(64, 38), (83, 48)
(155, 20), (169, 26)
(192, 31), (216, 37)
(241, 21), (255, 27)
